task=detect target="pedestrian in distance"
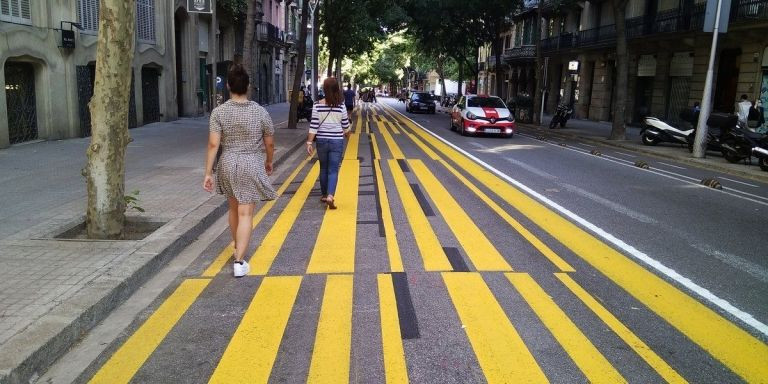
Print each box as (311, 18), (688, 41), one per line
(735, 94), (753, 128)
(344, 83), (356, 113)
(203, 64), (277, 278)
(306, 77), (351, 210)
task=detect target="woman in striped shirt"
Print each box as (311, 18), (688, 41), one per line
(306, 77), (351, 209)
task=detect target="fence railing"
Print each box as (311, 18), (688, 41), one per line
(504, 45), (537, 60)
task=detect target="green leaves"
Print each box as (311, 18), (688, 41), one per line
(123, 190), (145, 213)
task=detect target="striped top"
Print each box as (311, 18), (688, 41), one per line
(309, 103), (350, 140)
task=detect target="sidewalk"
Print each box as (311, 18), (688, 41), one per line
(0, 103), (306, 384)
(518, 115), (768, 184)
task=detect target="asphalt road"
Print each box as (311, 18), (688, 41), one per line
(57, 98), (767, 383)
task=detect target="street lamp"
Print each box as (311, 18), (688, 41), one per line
(308, 0), (320, 100)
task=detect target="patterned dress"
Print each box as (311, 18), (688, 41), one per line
(210, 100), (278, 204)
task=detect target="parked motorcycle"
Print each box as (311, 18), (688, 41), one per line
(549, 103), (573, 129)
(296, 95), (313, 122)
(720, 119), (768, 165)
(641, 109), (698, 147)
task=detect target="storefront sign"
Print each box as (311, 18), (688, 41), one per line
(637, 55), (656, 77)
(188, 0), (212, 13)
(670, 52), (694, 77)
(62, 30), (75, 49)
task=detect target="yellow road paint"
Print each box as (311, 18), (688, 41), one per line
(370, 133), (381, 160)
(377, 274), (409, 383)
(409, 159), (512, 271)
(307, 275), (354, 383)
(390, 123), (401, 135)
(375, 160), (404, 272)
(209, 276), (302, 384)
(249, 163), (319, 275)
(306, 160), (360, 274)
(378, 122), (405, 159)
(90, 279), (210, 384)
(399, 128), (574, 272)
(202, 157), (312, 277)
(388, 159), (452, 271)
(555, 273), (688, 384)
(442, 272), (548, 383)
(344, 117), (361, 160)
(391, 106), (768, 383)
(506, 273), (626, 383)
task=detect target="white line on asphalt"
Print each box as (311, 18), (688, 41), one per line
(578, 142), (596, 147)
(404, 116), (768, 337)
(562, 183), (658, 224)
(719, 177), (759, 188)
(692, 244), (768, 284)
(657, 162), (687, 170)
(612, 151), (637, 158)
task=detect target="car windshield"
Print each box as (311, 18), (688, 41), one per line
(468, 97), (506, 108)
(412, 93), (432, 101)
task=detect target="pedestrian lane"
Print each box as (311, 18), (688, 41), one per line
(86, 102), (768, 384)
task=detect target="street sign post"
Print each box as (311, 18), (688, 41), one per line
(693, 0), (726, 158)
(704, 0), (731, 33)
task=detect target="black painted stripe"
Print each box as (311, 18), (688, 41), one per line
(372, 160), (386, 237)
(358, 190), (376, 196)
(409, 183), (435, 216)
(397, 159), (410, 173)
(368, 120), (377, 132)
(444, 247), (470, 272)
(391, 272), (420, 339)
(357, 220), (380, 225)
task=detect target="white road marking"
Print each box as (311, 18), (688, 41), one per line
(657, 162), (687, 170)
(692, 244), (768, 284)
(612, 151), (637, 158)
(504, 158), (557, 180)
(578, 142), (596, 147)
(719, 177), (759, 188)
(403, 115), (768, 337)
(561, 184), (658, 224)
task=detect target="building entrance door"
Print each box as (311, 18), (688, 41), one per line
(4, 62), (38, 144)
(666, 77), (691, 124)
(142, 67), (161, 124)
(714, 49), (741, 113)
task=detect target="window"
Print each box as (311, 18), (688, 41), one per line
(137, 0), (156, 43)
(1, 0), (31, 24)
(77, 0), (99, 32)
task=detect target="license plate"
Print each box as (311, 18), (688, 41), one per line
(485, 128), (501, 134)
(420, 107), (428, 110)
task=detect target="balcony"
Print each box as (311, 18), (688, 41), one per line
(257, 22), (285, 45)
(503, 45), (537, 62)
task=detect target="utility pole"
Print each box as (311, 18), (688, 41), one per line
(309, 0), (320, 100)
(693, 0), (725, 158)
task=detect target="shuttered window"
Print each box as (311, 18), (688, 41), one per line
(136, 0), (156, 43)
(77, 0), (99, 33)
(0, 0), (31, 24)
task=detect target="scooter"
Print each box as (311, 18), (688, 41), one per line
(297, 95), (313, 122)
(641, 109), (698, 147)
(549, 103), (573, 129)
(720, 121), (768, 165)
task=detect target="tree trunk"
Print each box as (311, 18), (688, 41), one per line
(458, 58), (464, 97)
(85, 0), (136, 239)
(288, 0), (310, 129)
(610, 0), (629, 140)
(494, 22), (504, 98)
(242, 0), (257, 99)
(533, 9), (544, 125)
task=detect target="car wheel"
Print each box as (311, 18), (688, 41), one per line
(450, 118), (455, 131)
(460, 120), (467, 136)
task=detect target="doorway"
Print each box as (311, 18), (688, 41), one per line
(4, 62), (38, 144)
(713, 49), (741, 113)
(634, 75), (653, 123)
(142, 67), (161, 124)
(174, 8), (187, 117)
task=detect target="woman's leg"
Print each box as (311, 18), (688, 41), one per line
(325, 140), (344, 201)
(316, 139), (330, 196)
(234, 202), (255, 262)
(227, 197), (239, 254)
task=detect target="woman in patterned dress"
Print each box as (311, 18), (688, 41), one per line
(203, 65), (277, 277)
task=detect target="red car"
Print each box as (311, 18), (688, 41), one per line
(450, 95), (515, 137)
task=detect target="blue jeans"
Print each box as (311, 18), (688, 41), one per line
(316, 138), (344, 196)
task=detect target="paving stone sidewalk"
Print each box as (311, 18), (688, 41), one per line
(0, 103), (307, 384)
(516, 115), (768, 184)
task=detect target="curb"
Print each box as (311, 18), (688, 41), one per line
(518, 124), (768, 184)
(0, 135), (306, 384)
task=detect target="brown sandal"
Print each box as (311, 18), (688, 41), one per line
(326, 197), (337, 210)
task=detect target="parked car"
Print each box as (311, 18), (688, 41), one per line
(450, 95), (515, 137)
(406, 92), (437, 114)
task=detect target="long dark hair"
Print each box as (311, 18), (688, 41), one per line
(323, 77), (343, 107)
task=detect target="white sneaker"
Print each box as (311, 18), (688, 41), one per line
(233, 260), (250, 277)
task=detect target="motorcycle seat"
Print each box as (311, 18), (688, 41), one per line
(744, 130), (766, 140)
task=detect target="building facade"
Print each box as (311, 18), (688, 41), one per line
(0, 0), (177, 148)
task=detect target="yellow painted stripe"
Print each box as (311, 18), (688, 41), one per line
(90, 279), (211, 384)
(390, 122), (402, 135)
(555, 273), (688, 384)
(377, 274), (409, 383)
(370, 133), (381, 160)
(506, 273), (625, 383)
(307, 275), (354, 383)
(202, 157), (311, 277)
(209, 276), (302, 384)
(409, 159), (512, 271)
(378, 122), (405, 159)
(344, 119), (361, 160)
(442, 272), (547, 383)
(306, 160), (360, 274)
(392, 106), (768, 383)
(399, 128), (573, 272)
(249, 163), (319, 275)
(374, 160), (404, 272)
(388, 159), (452, 271)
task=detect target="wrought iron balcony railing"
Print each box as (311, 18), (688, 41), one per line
(257, 22), (285, 45)
(504, 45), (537, 61)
